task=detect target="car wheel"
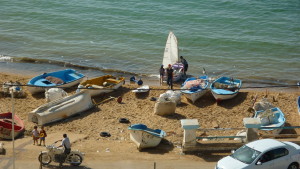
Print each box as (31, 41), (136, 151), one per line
(288, 163), (299, 169)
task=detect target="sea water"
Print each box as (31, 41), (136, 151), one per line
(0, 0), (299, 86)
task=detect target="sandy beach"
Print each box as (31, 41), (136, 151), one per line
(0, 72), (299, 169)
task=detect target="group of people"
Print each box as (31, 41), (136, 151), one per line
(32, 125), (47, 146)
(159, 56), (188, 89)
(32, 126), (71, 153)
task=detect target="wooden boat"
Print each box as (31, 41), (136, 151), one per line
(28, 90), (94, 125)
(78, 75), (125, 97)
(132, 85), (150, 93)
(128, 124), (166, 150)
(162, 32), (183, 82)
(254, 107), (285, 134)
(0, 112), (25, 139)
(210, 76), (242, 102)
(27, 69), (85, 94)
(181, 76), (209, 103)
(297, 96), (300, 115)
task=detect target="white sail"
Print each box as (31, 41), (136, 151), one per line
(162, 31), (178, 68)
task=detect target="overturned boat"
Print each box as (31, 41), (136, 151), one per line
(132, 85), (150, 93)
(28, 90), (94, 125)
(128, 124), (166, 150)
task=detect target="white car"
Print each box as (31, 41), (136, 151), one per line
(215, 139), (300, 169)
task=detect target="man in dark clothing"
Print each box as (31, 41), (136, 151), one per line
(166, 64), (174, 89)
(159, 65), (165, 85)
(180, 56), (188, 76)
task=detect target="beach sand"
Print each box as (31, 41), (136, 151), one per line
(0, 72), (299, 169)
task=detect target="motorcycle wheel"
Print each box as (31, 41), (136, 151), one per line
(68, 154), (82, 166)
(38, 152), (51, 165)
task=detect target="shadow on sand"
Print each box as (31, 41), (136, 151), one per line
(42, 164), (92, 169)
(138, 139), (174, 155)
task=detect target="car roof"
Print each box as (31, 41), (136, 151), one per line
(246, 139), (286, 152)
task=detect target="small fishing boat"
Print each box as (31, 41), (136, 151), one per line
(181, 76), (209, 103)
(128, 124), (166, 150)
(78, 75), (125, 97)
(27, 69), (85, 94)
(132, 85), (150, 93)
(210, 76), (242, 102)
(297, 96), (300, 115)
(28, 90), (94, 125)
(254, 107), (285, 134)
(0, 112), (25, 139)
(162, 32), (184, 82)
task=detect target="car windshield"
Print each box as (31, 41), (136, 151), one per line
(230, 145), (261, 164)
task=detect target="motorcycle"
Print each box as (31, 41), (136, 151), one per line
(38, 142), (84, 166)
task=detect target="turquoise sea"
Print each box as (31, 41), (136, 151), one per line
(0, 0), (299, 86)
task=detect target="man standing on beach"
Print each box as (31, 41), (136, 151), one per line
(166, 64), (174, 89)
(180, 56), (188, 77)
(159, 65), (165, 85)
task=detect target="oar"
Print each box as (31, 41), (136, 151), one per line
(93, 96), (116, 106)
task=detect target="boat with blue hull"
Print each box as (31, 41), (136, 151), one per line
(210, 76), (242, 102)
(128, 124), (166, 150)
(27, 69), (85, 94)
(254, 107), (285, 134)
(181, 76), (209, 103)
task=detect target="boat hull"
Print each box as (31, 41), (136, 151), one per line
(132, 85), (150, 93)
(183, 90), (208, 103)
(128, 124), (166, 150)
(0, 112), (25, 139)
(129, 130), (163, 150)
(211, 91), (239, 101)
(28, 90), (94, 125)
(210, 76), (242, 101)
(27, 69), (85, 94)
(79, 75), (125, 97)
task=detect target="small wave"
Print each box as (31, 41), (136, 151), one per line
(3, 56), (147, 77)
(0, 55), (13, 62)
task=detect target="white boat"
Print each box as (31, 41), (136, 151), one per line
(78, 75), (125, 97)
(27, 69), (85, 94)
(162, 31), (184, 82)
(181, 76), (209, 103)
(210, 76), (242, 102)
(28, 90), (94, 125)
(132, 85), (150, 93)
(128, 124), (166, 150)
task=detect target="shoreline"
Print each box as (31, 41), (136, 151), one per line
(0, 70), (299, 168)
(1, 59), (299, 88)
